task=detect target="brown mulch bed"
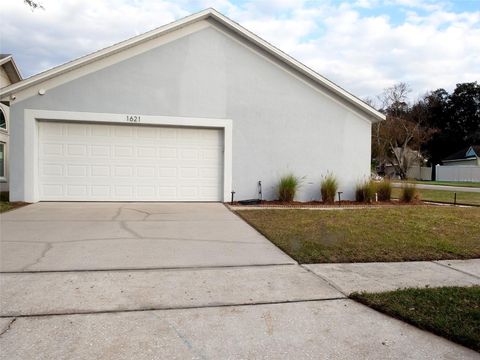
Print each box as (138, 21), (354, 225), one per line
(0, 201), (29, 213)
(228, 199), (424, 208)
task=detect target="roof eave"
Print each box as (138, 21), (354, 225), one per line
(442, 157), (478, 162)
(0, 8), (212, 99)
(206, 9), (385, 122)
(8, 57), (23, 82)
(0, 55), (22, 85)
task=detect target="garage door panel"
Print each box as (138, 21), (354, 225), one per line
(159, 148), (177, 159)
(136, 166), (155, 177)
(91, 125), (111, 137)
(91, 166), (110, 177)
(41, 143), (64, 156)
(92, 185), (110, 197)
(67, 184), (88, 197)
(66, 165), (88, 177)
(41, 122), (64, 136)
(38, 122), (223, 201)
(137, 127), (157, 138)
(114, 145), (134, 157)
(41, 164), (64, 177)
(137, 146), (156, 158)
(42, 184), (64, 197)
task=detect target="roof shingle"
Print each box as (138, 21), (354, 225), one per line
(443, 145), (480, 161)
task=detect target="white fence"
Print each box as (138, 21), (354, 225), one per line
(407, 165), (432, 181)
(436, 165), (480, 182)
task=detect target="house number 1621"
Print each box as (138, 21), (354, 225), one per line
(126, 115), (141, 123)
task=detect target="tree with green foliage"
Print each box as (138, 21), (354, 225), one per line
(422, 82), (480, 165)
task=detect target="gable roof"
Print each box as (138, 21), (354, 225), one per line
(0, 54), (22, 85)
(0, 8), (385, 122)
(443, 145), (480, 162)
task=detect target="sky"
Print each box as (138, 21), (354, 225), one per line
(1, 0), (479, 102)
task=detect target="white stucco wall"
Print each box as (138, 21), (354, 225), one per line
(8, 22), (373, 202)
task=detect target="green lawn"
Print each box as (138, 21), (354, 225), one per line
(393, 180), (480, 188)
(236, 207), (480, 263)
(392, 188), (480, 206)
(0, 202), (14, 213)
(0, 202), (26, 213)
(351, 286), (480, 352)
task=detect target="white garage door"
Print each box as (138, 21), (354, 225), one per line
(38, 121), (223, 201)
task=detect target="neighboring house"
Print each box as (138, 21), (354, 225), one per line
(0, 54), (22, 194)
(0, 9), (384, 203)
(436, 146), (480, 182)
(377, 147), (424, 179)
(442, 146), (480, 167)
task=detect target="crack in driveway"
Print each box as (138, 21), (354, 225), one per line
(111, 205), (124, 221)
(122, 208), (152, 220)
(0, 318), (16, 337)
(112, 206), (152, 221)
(119, 221), (143, 239)
(20, 243), (53, 271)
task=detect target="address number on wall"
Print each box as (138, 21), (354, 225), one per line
(126, 115), (141, 123)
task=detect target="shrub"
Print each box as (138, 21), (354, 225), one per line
(278, 174), (301, 202)
(376, 180), (392, 202)
(321, 174), (338, 203)
(355, 180), (375, 203)
(401, 183), (417, 202)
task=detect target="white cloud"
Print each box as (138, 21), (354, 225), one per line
(0, 0), (187, 75)
(0, 0), (478, 100)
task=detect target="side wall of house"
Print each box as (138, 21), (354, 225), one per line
(8, 22), (373, 201)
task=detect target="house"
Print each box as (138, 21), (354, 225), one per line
(436, 146), (480, 182)
(438, 145), (480, 182)
(0, 9), (384, 203)
(376, 147), (425, 179)
(0, 54), (22, 195)
(442, 146), (480, 166)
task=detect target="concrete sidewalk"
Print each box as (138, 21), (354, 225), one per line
(2, 300), (478, 360)
(0, 265), (343, 317)
(1, 261), (479, 359)
(305, 259), (480, 294)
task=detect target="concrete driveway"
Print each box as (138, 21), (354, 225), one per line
(0, 202), (294, 272)
(1, 203), (478, 359)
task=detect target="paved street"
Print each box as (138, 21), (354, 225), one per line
(392, 183), (480, 193)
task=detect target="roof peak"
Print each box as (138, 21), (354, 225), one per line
(0, 8), (383, 122)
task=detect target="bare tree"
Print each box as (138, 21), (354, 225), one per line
(372, 83), (431, 179)
(377, 82), (411, 117)
(24, 0), (44, 10)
